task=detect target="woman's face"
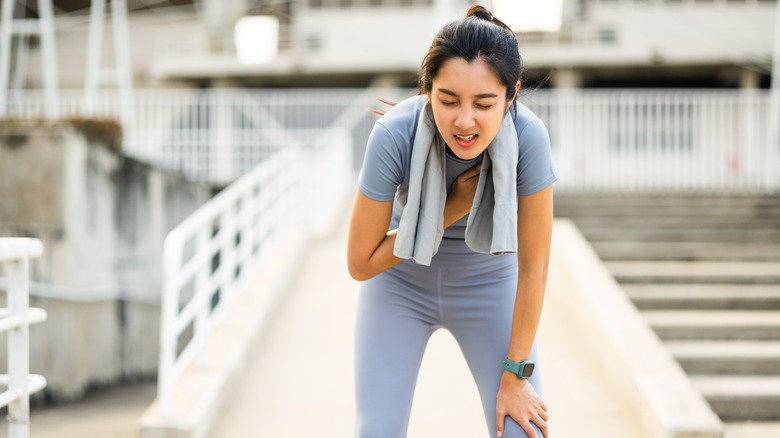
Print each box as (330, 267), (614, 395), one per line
(428, 57), (519, 161)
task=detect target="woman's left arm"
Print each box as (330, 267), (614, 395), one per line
(495, 185), (554, 438)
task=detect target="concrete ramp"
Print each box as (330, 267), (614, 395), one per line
(198, 218), (718, 437)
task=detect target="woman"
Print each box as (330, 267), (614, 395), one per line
(347, 5), (556, 438)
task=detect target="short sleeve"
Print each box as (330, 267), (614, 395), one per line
(516, 117), (558, 195)
(358, 121), (405, 202)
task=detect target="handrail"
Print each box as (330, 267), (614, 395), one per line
(0, 238), (48, 438)
(156, 127), (351, 419)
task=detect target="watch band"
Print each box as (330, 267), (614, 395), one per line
(503, 358), (535, 379)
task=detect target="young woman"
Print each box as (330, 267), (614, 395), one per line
(347, 5), (557, 438)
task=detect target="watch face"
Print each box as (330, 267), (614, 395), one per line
(521, 363), (535, 378)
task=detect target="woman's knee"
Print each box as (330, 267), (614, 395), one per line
(500, 415), (544, 438)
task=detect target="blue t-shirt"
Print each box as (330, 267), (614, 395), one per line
(358, 95), (557, 241)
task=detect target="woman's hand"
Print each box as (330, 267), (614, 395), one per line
(444, 163), (481, 227)
(496, 372), (548, 438)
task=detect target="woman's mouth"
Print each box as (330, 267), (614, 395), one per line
(454, 134), (478, 147)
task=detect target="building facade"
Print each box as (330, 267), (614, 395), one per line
(10, 0), (780, 90)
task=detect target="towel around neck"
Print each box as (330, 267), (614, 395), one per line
(393, 98), (519, 266)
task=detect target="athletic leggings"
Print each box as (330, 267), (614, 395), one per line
(355, 242), (543, 437)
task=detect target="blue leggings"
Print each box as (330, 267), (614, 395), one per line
(354, 246), (543, 437)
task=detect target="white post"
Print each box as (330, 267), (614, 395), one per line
(6, 256), (31, 438)
(158, 234), (182, 419)
(0, 0), (17, 117)
(211, 90), (234, 183)
(770, 1), (780, 190)
(37, 0), (59, 119)
(111, 0), (135, 145)
(84, 0), (134, 135)
(84, 0), (106, 115)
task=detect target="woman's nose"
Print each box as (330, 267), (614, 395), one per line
(454, 108), (476, 130)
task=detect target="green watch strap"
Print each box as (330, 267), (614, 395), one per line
(503, 358), (535, 379)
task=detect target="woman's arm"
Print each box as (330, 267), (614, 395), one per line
(508, 185), (553, 362)
(496, 185), (554, 438)
(347, 192), (402, 281)
(347, 163), (481, 281)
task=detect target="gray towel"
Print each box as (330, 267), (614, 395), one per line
(394, 100), (518, 266)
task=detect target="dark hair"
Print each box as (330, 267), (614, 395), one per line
(418, 5), (522, 104)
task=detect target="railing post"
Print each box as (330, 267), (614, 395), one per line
(0, 239), (45, 438)
(158, 234), (182, 420)
(6, 256), (30, 438)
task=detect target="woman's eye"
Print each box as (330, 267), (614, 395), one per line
(476, 104), (493, 110)
(441, 101), (457, 106)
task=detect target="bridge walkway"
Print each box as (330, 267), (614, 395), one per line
(209, 211), (640, 437)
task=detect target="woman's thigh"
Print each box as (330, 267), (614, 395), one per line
(354, 269), (439, 438)
(440, 256), (544, 437)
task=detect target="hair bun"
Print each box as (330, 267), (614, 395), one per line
(466, 5), (494, 21)
(466, 5), (515, 34)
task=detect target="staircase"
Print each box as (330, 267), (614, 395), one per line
(555, 194), (780, 434)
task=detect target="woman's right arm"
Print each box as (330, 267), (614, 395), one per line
(347, 163), (481, 281)
(347, 192), (402, 281)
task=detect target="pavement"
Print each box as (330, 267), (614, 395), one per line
(24, 212), (641, 438)
(209, 215), (644, 437)
(20, 208), (778, 437)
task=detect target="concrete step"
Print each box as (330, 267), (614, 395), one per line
(626, 284), (780, 310)
(570, 216), (780, 229)
(591, 241), (780, 262)
(606, 261), (780, 284)
(555, 193), (780, 211)
(690, 375), (780, 422)
(666, 340), (780, 375)
(554, 194), (780, 209)
(577, 227), (780, 243)
(642, 310), (780, 341)
(724, 421), (780, 438)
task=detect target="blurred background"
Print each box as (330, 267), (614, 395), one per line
(0, 0), (778, 437)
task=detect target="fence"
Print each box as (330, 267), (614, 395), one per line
(0, 239), (47, 438)
(156, 127), (351, 419)
(3, 87), (397, 184)
(3, 88), (779, 193)
(522, 89), (780, 193)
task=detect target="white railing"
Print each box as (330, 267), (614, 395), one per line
(0, 239), (48, 438)
(156, 127), (351, 418)
(522, 89), (780, 193)
(3, 88), (387, 184)
(3, 88), (779, 193)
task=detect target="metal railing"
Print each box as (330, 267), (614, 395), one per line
(3, 88), (391, 184)
(0, 239), (47, 438)
(521, 89), (780, 193)
(3, 88), (779, 193)
(156, 126), (351, 418)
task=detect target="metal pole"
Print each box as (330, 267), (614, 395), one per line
(0, 0), (17, 117)
(770, 1), (780, 190)
(84, 0), (106, 115)
(37, 0), (59, 119)
(6, 256), (31, 438)
(111, 0), (135, 145)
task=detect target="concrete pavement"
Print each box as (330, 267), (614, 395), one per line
(24, 213), (734, 437)
(209, 215), (644, 437)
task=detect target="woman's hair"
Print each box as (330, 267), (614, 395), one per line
(418, 5), (522, 103)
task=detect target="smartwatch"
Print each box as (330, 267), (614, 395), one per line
(503, 358), (535, 379)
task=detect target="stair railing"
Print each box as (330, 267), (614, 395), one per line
(0, 238), (48, 438)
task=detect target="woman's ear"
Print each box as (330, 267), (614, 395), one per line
(506, 81), (521, 111)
